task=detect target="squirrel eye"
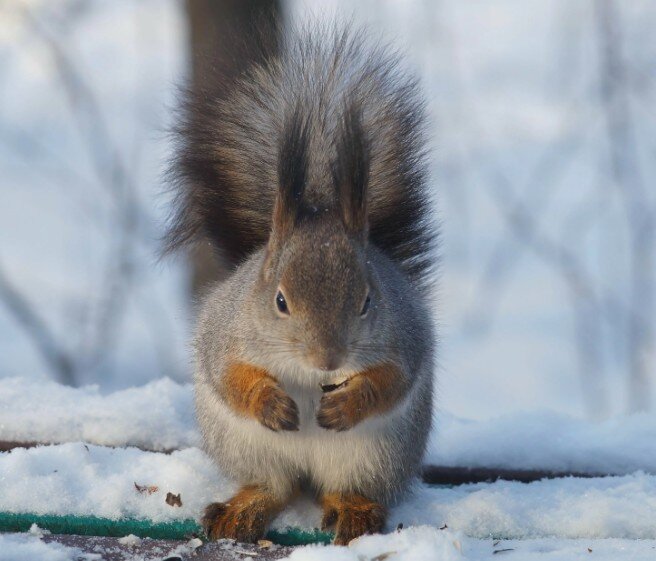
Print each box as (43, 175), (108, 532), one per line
(360, 294), (371, 317)
(275, 290), (289, 316)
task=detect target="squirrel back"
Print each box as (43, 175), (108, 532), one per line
(167, 24), (437, 291)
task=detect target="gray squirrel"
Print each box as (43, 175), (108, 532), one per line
(167, 24), (437, 545)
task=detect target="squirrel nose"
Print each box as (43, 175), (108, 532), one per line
(308, 348), (345, 372)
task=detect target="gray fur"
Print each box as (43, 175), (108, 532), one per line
(195, 242), (434, 505)
(187, 24), (437, 510)
(168, 23), (438, 292)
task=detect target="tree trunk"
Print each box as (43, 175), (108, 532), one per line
(185, 0), (282, 297)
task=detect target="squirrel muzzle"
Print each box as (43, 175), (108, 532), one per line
(306, 346), (346, 372)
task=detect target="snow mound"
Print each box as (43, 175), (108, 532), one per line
(0, 377), (198, 451)
(395, 474), (656, 539)
(0, 443), (228, 523)
(429, 411), (656, 474)
(1, 443), (655, 540)
(0, 533), (97, 561)
(284, 529), (656, 561)
(286, 526), (465, 561)
(2, 377), (656, 478)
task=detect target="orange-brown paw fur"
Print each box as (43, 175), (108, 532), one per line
(321, 493), (386, 545)
(317, 379), (374, 431)
(201, 486), (278, 543)
(221, 362), (299, 432)
(257, 383), (299, 432)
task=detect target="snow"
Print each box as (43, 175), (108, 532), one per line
(286, 527), (465, 561)
(1, 530), (655, 561)
(3, 377), (655, 477)
(427, 411), (656, 474)
(28, 523), (50, 538)
(0, 533), (99, 561)
(0, 443), (227, 523)
(284, 529), (656, 561)
(2, 375), (655, 554)
(1, 381), (655, 558)
(396, 475), (656, 540)
(1, 442), (655, 541)
(116, 534), (141, 546)
(0, 0), (190, 391)
(0, 376), (198, 451)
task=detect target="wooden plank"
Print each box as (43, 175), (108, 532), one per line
(0, 440), (176, 454)
(421, 465), (607, 485)
(0, 441), (618, 483)
(41, 534), (295, 561)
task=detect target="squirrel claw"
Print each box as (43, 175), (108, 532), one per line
(201, 502), (227, 538)
(201, 500), (267, 543)
(332, 504), (385, 545)
(321, 494), (386, 546)
(321, 506), (338, 531)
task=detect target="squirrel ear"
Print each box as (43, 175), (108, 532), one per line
(273, 108), (309, 241)
(334, 102), (370, 240)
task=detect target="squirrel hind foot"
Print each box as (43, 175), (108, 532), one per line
(321, 493), (386, 546)
(201, 486), (279, 543)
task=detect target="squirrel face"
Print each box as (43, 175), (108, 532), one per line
(257, 216), (374, 373)
(247, 104), (377, 375)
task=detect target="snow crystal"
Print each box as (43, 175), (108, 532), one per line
(28, 523), (50, 538)
(117, 534), (141, 546)
(166, 536), (204, 558)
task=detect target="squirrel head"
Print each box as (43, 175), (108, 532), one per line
(254, 104), (375, 373)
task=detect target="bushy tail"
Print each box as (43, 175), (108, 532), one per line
(166, 23), (438, 290)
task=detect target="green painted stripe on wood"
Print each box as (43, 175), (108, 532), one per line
(0, 512), (333, 546)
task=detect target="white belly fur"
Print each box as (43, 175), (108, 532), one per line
(196, 377), (409, 502)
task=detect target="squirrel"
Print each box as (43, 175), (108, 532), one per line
(167, 24), (438, 546)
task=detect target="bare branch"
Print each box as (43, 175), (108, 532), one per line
(0, 264), (76, 385)
(594, 0), (654, 412)
(22, 7), (141, 374)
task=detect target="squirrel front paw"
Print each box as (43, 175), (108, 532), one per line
(256, 383), (300, 432)
(317, 380), (371, 431)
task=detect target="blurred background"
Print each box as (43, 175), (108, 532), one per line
(0, 0), (654, 422)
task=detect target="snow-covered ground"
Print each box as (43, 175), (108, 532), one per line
(3, 527), (656, 561)
(0, 376), (198, 451)
(285, 531), (656, 561)
(1, 378), (656, 559)
(2, 445), (656, 559)
(0, 532), (90, 561)
(2, 442), (656, 539)
(3, 376), (655, 475)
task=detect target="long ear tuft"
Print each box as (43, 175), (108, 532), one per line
(274, 107), (310, 239)
(334, 101), (371, 238)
